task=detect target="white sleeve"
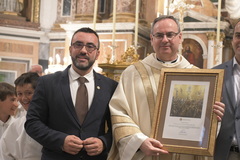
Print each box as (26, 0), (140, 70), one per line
(118, 133), (148, 160)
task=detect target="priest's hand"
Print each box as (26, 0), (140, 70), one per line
(62, 135), (83, 155)
(140, 138), (169, 156)
(213, 101), (225, 122)
(83, 137), (104, 156)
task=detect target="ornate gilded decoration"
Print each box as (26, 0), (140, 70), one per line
(220, 32), (225, 42)
(206, 32), (216, 40)
(99, 46), (140, 81)
(0, 0), (40, 29)
(107, 46), (140, 65)
(32, 0), (40, 23)
(118, 46), (139, 64)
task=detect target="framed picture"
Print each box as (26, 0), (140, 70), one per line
(0, 70), (17, 85)
(151, 68), (224, 156)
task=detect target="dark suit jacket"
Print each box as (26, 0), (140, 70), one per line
(213, 59), (240, 160)
(25, 65), (118, 160)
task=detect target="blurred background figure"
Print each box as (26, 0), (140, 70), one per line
(29, 64), (43, 76)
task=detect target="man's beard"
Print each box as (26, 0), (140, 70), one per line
(71, 56), (95, 71)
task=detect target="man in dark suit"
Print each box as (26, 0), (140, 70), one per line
(25, 27), (118, 160)
(214, 20), (240, 160)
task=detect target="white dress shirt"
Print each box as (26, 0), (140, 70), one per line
(232, 57), (240, 146)
(233, 57), (240, 106)
(69, 66), (95, 109)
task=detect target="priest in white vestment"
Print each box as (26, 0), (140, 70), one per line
(108, 15), (225, 160)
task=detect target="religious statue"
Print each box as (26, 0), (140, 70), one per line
(0, 0), (23, 14)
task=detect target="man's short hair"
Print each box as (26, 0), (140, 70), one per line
(14, 72), (39, 90)
(70, 27), (100, 49)
(151, 15), (181, 34)
(233, 19), (240, 34)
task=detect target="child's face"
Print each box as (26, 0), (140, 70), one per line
(0, 95), (18, 116)
(16, 83), (34, 111)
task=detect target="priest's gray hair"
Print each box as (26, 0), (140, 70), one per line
(151, 15), (181, 34)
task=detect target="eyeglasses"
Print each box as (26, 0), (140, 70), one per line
(152, 32), (179, 41)
(71, 42), (98, 53)
(234, 33), (240, 39)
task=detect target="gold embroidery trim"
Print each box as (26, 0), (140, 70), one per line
(133, 62), (155, 122)
(114, 126), (141, 143)
(111, 115), (135, 124)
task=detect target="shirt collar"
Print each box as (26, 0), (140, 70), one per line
(233, 57), (240, 72)
(157, 55), (179, 64)
(69, 65), (94, 82)
(0, 116), (14, 126)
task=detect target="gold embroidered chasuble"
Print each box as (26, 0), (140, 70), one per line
(108, 53), (211, 160)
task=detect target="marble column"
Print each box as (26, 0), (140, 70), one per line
(109, 0), (135, 22)
(64, 30), (73, 65)
(75, 0), (100, 22)
(38, 0), (57, 70)
(206, 32), (216, 69)
(139, 0), (147, 25)
(222, 39), (232, 63)
(40, 0), (57, 31)
(215, 32), (225, 65)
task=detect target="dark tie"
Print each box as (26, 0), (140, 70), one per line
(75, 77), (88, 125)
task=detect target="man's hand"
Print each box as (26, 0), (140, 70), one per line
(83, 137), (104, 156)
(213, 101), (225, 122)
(62, 135), (83, 155)
(140, 138), (168, 156)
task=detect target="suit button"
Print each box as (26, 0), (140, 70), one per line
(80, 128), (84, 133)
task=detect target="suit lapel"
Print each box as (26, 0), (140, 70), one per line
(83, 71), (102, 126)
(60, 66), (80, 126)
(224, 60), (235, 110)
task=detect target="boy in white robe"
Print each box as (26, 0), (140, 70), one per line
(108, 15), (225, 160)
(0, 72), (42, 160)
(0, 82), (18, 139)
(14, 104), (26, 119)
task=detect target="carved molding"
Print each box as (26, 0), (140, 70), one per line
(206, 32), (216, 40)
(220, 32), (225, 42)
(0, 42), (34, 55)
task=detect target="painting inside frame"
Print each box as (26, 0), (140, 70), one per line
(151, 68), (224, 156)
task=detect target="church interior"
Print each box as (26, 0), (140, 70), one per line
(0, 0), (239, 83)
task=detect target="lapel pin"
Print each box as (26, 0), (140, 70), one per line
(97, 86), (100, 89)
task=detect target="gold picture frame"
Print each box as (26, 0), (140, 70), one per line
(151, 68), (224, 156)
